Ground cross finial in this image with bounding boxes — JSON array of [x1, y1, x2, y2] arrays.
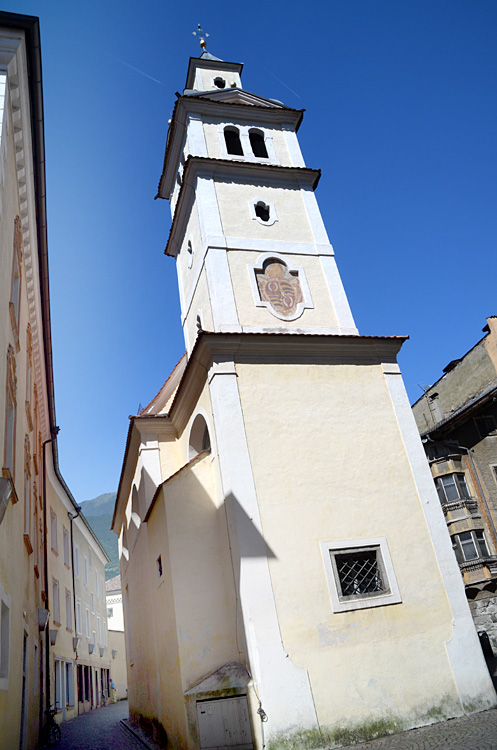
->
[[192, 23, 209, 52]]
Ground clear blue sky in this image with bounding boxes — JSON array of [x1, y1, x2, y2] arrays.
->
[[7, 0, 497, 502]]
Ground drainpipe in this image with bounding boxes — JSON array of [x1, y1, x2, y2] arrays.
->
[[68, 504, 81, 713], [42, 426, 59, 713]]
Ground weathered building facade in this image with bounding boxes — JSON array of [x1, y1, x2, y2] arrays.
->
[[112, 44, 496, 750], [0, 13, 109, 748], [413, 316, 497, 654]]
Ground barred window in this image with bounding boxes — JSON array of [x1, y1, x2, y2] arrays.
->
[[321, 538, 401, 613], [333, 549, 385, 597]]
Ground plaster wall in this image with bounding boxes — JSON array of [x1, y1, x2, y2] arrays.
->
[[227, 249, 339, 329], [413, 343, 496, 433], [108, 630, 128, 699], [121, 523, 161, 733], [176, 197, 203, 307], [141, 491, 186, 747], [236, 361, 470, 728], [184, 271, 215, 349], [197, 68, 241, 91], [215, 180, 314, 245]]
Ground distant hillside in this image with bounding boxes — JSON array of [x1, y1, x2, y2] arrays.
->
[[80, 492, 119, 580]]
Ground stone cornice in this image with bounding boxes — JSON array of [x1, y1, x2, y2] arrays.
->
[[164, 156, 321, 257], [158, 95, 304, 200], [113, 330, 407, 532]]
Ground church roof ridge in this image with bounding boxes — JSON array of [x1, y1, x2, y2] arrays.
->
[[199, 50, 223, 62]]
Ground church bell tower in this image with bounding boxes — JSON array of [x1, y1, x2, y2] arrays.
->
[[148, 33, 496, 748], [157, 43, 357, 353]]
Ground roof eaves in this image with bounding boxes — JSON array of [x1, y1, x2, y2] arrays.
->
[[421, 383, 497, 438]]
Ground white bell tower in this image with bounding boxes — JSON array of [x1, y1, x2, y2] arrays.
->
[[157, 46, 357, 354]]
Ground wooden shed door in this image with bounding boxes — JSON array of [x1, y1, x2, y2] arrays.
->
[[196, 696, 254, 750]]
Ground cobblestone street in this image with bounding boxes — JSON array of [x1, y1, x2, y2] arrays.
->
[[48, 704, 497, 750], [339, 707, 497, 750], [49, 701, 144, 750]]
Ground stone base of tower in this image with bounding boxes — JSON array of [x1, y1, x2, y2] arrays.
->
[[114, 332, 496, 750]]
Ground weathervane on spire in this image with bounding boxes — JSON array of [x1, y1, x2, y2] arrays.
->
[[192, 23, 209, 52]]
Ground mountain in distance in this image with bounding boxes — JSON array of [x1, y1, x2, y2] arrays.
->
[[80, 492, 119, 580]]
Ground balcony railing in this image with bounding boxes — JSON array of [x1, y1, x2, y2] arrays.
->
[[441, 497, 479, 516], [459, 555, 497, 573]]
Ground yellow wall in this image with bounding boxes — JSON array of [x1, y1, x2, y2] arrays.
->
[[228, 250, 338, 329], [215, 181, 314, 244], [236, 361, 461, 726]]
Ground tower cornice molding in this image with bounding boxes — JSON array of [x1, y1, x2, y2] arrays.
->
[[185, 56, 244, 90], [163, 331, 408, 435], [164, 156, 321, 257], [157, 96, 304, 200]]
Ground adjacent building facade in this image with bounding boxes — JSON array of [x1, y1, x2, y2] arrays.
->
[[106, 574, 128, 699], [112, 45, 496, 750], [0, 13, 110, 749], [412, 316, 497, 654]]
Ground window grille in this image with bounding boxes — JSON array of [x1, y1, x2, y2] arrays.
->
[[335, 550, 384, 596]]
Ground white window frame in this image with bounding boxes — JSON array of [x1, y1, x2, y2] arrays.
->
[[218, 122, 278, 164], [65, 589, 72, 631], [91, 592, 94, 614], [50, 509, 58, 553], [249, 198, 278, 227], [83, 556, 88, 585], [320, 537, 401, 613], [97, 616, 101, 644], [52, 579, 60, 624], [74, 544, 79, 578], [76, 599, 82, 635], [85, 607, 90, 638], [63, 526, 70, 567]]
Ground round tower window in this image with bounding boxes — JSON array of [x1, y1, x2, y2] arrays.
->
[[213, 77, 226, 89]]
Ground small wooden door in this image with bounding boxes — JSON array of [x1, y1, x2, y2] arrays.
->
[[196, 696, 253, 750]]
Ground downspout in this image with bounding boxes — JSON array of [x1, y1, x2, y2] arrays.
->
[[68, 505, 81, 713], [42, 426, 59, 712]]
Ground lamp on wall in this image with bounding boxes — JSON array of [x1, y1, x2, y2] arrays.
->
[[112, 649, 118, 659], [88, 642, 95, 654], [99, 647, 104, 657], [38, 608, 49, 632], [72, 636, 80, 651], [49, 629, 58, 646]]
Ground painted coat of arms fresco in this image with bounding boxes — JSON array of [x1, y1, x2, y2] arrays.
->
[[256, 260, 304, 318]]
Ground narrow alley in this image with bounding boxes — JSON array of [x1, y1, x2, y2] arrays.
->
[[49, 701, 146, 750], [46, 704, 497, 750]]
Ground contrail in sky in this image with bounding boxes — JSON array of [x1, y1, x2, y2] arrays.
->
[[256, 62, 302, 100], [110, 54, 163, 85]]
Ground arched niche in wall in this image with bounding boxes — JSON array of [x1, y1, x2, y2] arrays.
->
[[188, 412, 212, 461]]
